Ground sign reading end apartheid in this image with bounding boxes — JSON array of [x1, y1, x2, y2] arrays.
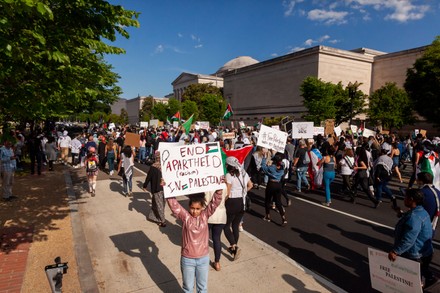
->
[[257, 124, 288, 153], [368, 247, 422, 293], [159, 142, 226, 198]]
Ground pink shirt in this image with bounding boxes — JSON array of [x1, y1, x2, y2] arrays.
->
[[167, 191, 222, 258]]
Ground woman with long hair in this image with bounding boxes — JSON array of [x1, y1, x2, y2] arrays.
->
[[261, 153, 287, 225], [117, 145, 135, 196], [143, 151, 166, 227], [351, 146, 379, 207], [223, 157, 253, 261], [106, 138, 117, 175], [318, 146, 336, 207], [390, 142, 403, 183]]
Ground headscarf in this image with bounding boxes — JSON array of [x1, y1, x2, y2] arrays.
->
[[152, 150, 161, 170]]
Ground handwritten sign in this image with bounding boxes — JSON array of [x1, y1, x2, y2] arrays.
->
[[314, 127, 325, 136], [324, 119, 335, 136], [124, 132, 140, 148], [334, 126, 342, 137], [292, 122, 314, 139], [195, 121, 210, 130], [222, 132, 236, 140], [140, 121, 148, 128], [350, 125, 358, 134], [257, 124, 288, 153], [159, 142, 226, 198], [239, 121, 246, 129], [362, 128, 375, 138], [149, 119, 159, 127], [368, 247, 422, 293]]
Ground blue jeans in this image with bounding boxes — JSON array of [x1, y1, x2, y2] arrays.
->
[[181, 255, 209, 293], [138, 147, 146, 162], [375, 179, 393, 201], [123, 174, 133, 193], [296, 166, 309, 191], [323, 171, 335, 203], [107, 151, 115, 172]]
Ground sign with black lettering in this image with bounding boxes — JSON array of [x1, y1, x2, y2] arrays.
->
[[159, 142, 226, 198], [257, 124, 288, 153]]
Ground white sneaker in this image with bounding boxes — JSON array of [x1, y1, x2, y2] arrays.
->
[[239, 224, 243, 232], [109, 171, 113, 176]]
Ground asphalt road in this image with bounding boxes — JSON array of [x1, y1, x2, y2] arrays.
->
[[132, 161, 440, 293]]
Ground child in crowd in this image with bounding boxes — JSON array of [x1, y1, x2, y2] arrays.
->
[[84, 147, 99, 196], [167, 190, 223, 293]]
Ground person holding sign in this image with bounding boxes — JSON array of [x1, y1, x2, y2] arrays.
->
[[166, 190, 223, 293], [389, 188, 434, 288], [261, 153, 288, 226], [223, 157, 253, 261]]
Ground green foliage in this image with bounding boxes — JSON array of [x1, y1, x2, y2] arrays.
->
[[181, 84, 222, 103], [300, 77, 366, 125], [263, 117, 283, 126], [120, 108, 129, 125], [167, 98, 181, 118], [405, 36, 440, 127], [151, 102, 168, 122], [200, 94, 226, 125], [368, 82, 414, 130], [139, 96, 154, 121], [0, 0, 140, 126], [182, 100, 199, 121]]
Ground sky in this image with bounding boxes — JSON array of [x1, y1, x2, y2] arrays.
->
[[104, 0, 440, 100]]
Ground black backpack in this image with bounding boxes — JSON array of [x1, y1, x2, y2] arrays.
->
[[375, 163, 392, 181]]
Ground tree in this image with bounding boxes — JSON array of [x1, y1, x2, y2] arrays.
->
[[0, 1, 139, 127], [139, 96, 154, 122], [405, 36, 440, 127], [200, 94, 226, 125], [368, 82, 414, 130], [181, 84, 222, 104], [300, 77, 366, 125], [151, 102, 168, 122], [167, 98, 181, 118], [182, 100, 199, 121], [120, 108, 129, 125]]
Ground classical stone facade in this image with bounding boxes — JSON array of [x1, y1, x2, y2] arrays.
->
[[172, 73, 223, 101], [223, 45, 427, 125]]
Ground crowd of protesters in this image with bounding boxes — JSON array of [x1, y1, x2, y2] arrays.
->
[[2, 121, 440, 290]]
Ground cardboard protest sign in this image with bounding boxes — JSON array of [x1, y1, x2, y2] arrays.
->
[[291, 122, 314, 139], [420, 129, 427, 137], [314, 127, 325, 136], [381, 130, 390, 135], [125, 132, 140, 148], [159, 142, 226, 198], [149, 119, 159, 127], [257, 124, 288, 153], [368, 247, 422, 293], [222, 132, 236, 140], [140, 121, 148, 128], [324, 119, 335, 136], [362, 128, 375, 138]]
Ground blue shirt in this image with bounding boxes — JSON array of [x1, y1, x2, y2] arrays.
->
[[261, 157, 284, 181], [393, 205, 433, 259], [0, 146, 16, 172]]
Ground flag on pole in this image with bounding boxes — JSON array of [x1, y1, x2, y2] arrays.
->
[[171, 111, 181, 122], [166, 117, 171, 125], [222, 104, 233, 120], [182, 114, 194, 134]]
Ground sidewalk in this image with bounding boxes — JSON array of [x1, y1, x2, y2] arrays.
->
[[69, 166, 339, 292], [0, 164, 340, 292]]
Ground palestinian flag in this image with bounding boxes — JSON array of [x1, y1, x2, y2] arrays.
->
[[206, 143, 219, 154], [222, 104, 233, 120], [171, 111, 181, 122], [182, 114, 194, 134], [220, 145, 253, 175]]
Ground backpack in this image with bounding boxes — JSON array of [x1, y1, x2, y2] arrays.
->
[[375, 163, 392, 181], [87, 158, 98, 172]]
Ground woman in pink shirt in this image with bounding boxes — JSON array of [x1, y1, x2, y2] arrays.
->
[[167, 190, 223, 293]]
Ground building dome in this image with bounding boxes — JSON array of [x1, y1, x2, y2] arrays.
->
[[215, 56, 258, 76]]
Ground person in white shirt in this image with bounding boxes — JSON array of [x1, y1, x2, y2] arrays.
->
[[58, 130, 71, 165], [70, 135, 82, 167]]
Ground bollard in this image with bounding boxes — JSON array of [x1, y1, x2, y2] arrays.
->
[[45, 257, 68, 293]]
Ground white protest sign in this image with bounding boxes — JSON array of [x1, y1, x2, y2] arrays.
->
[[334, 125, 342, 137], [350, 125, 358, 134], [257, 124, 288, 153], [196, 121, 210, 130], [140, 121, 148, 128], [159, 142, 226, 198], [362, 128, 375, 138], [149, 119, 159, 127], [368, 247, 422, 293], [292, 122, 314, 139], [108, 123, 116, 130], [239, 121, 246, 129], [271, 125, 280, 130], [173, 121, 179, 128], [314, 127, 325, 136]]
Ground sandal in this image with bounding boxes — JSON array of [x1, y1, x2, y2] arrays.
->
[[211, 262, 221, 271], [158, 222, 167, 227]]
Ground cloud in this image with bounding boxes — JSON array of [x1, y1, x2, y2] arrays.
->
[[283, 0, 304, 17], [346, 0, 430, 22], [178, 33, 183, 38], [308, 9, 349, 24], [153, 44, 184, 55], [194, 44, 203, 49], [289, 46, 306, 53], [303, 35, 334, 47], [271, 53, 278, 57], [155, 45, 164, 54]]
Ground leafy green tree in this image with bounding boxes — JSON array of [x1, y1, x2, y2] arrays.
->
[[151, 103, 168, 122], [405, 36, 440, 127], [182, 84, 222, 104], [120, 108, 129, 125], [200, 94, 226, 125], [368, 82, 414, 130], [139, 96, 154, 121], [0, 0, 139, 127], [182, 100, 199, 121], [167, 98, 181, 118], [300, 77, 366, 125]]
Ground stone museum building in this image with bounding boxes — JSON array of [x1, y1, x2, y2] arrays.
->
[[172, 44, 427, 125]]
